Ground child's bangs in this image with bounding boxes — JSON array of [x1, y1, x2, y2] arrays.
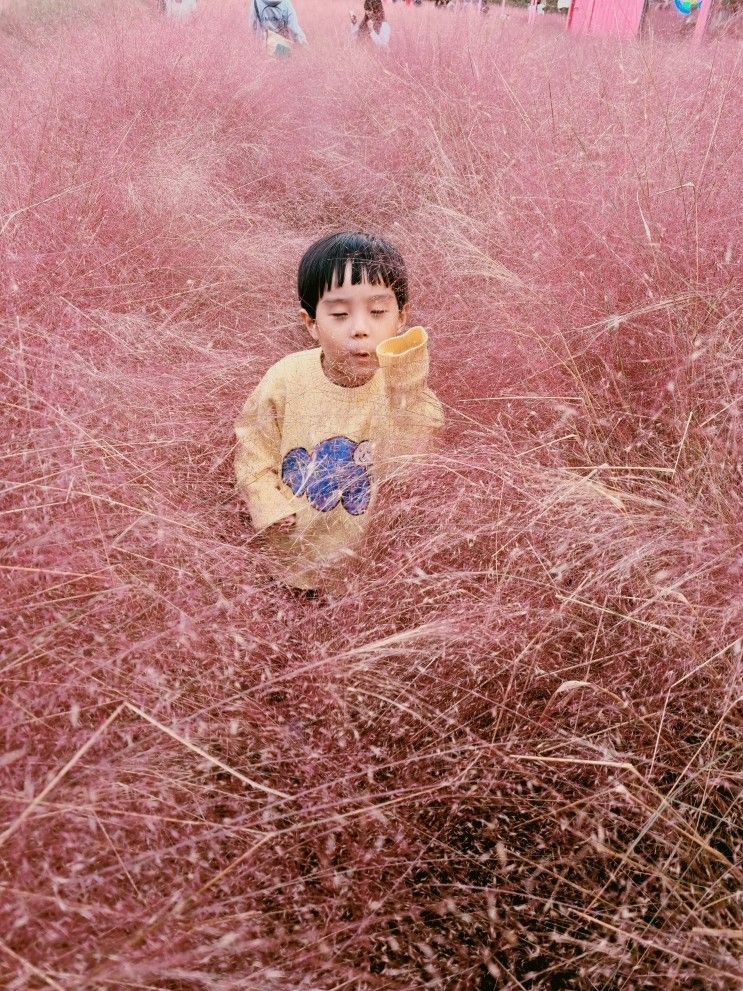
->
[[325, 252, 401, 296]]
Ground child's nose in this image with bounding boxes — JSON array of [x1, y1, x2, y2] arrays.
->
[[350, 321, 370, 339]]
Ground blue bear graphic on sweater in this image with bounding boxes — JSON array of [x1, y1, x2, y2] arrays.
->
[[281, 436, 373, 515]]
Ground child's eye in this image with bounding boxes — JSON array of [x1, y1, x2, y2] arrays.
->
[[371, 310, 388, 316], [331, 313, 348, 319]]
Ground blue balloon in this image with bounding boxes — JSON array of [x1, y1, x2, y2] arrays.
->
[[674, 0, 701, 14]]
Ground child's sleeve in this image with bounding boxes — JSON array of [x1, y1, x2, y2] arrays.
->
[[234, 368, 296, 532], [376, 326, 444, 433]]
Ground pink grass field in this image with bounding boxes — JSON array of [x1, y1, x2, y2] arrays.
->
[[1, 0, 742, 987]]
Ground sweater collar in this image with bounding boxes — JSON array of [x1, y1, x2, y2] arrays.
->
[[309, 348, 380, 398]]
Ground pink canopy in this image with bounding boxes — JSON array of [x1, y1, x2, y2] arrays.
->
[[567, 0, 647, 38]]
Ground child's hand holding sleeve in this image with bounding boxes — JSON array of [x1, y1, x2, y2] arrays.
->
[[376, 326, 429, 411], [376, 326, 443, 454]]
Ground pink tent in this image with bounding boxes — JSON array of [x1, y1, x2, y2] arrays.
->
[[567, 0, 647, 38]]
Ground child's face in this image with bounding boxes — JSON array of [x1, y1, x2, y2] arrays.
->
[[300, 262, 410, 387]]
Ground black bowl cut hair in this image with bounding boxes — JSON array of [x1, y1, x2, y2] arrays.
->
[[298, 232, 408, 320]]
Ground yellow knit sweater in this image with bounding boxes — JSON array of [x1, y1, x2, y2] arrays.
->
[[234, 327, 443, 589]]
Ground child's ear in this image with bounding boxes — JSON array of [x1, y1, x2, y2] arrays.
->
[[299, 309, 318, 342], [398, 302, 411, 332]]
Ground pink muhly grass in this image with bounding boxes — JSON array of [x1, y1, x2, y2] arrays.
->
[[1, 1, 741, 988]]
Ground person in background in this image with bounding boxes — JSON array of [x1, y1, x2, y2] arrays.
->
[[351, 0, 391, 45], [164, 0, 198, 17], [251, 0, 308, 45]]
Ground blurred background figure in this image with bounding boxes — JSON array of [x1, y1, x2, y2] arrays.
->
[[711, 0, 743, 34], [251, 0, 308, 46], [164, 0, 198, 17], [350, 0, 391, 45]]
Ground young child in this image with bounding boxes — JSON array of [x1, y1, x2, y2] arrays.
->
[[234, 232, 443, 593], [350, 0, 391, 46]]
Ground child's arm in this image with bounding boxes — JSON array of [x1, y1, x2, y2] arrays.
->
[[371, 21, 391, 44], [249, 0, 261, 32], [376, 326, 444, 432], [234, 369, 296, 532], [285, 1, 307, 43]]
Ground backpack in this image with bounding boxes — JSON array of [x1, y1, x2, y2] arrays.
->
[[254, 0, 291, 38]]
